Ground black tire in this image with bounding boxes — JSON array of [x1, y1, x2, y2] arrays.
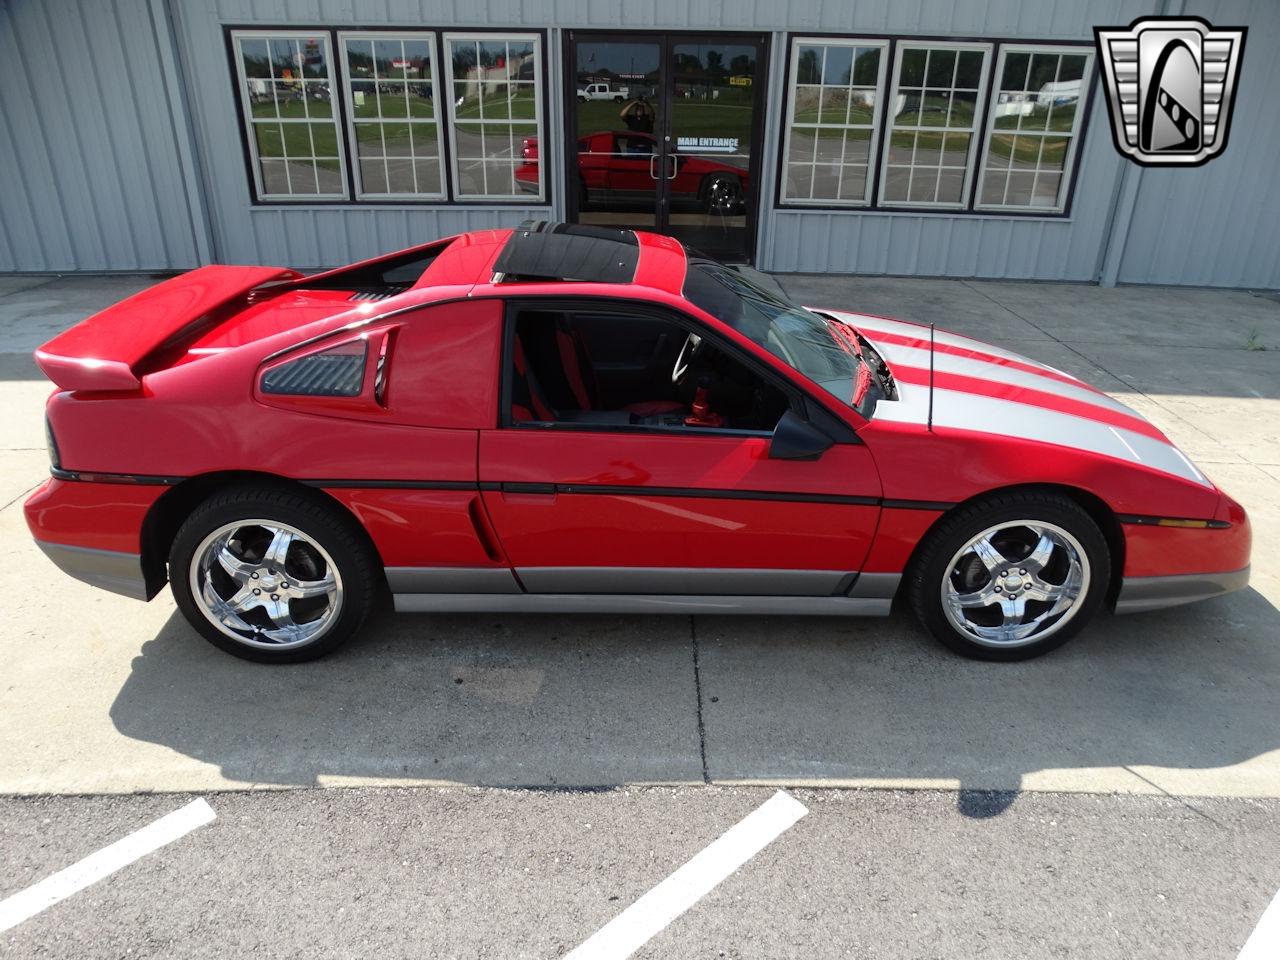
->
[[168, 485, 380, 664], [613, 95, 624, 102], [906, 491, 1110, 661]]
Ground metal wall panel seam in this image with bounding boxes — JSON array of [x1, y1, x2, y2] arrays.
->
[[150, 0, 217, 264]]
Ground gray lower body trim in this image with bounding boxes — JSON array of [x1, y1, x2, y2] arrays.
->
[[36, 540, 150, 601], [1114, 566, 1250, 614], [393, 594, 891, 616], [515, 567, 853, 597], [384, 566, 521, 594], [847, 571, 902, 600]]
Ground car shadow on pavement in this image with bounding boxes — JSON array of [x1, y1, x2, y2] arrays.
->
[[110, 587, 1280, 816]]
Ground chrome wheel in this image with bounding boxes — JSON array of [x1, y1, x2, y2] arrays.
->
[[706, 176, 742, 213], [940, 519, 1090, 649], [189, 519, 343, 650]]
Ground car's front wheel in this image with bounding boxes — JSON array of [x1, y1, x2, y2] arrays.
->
[[169, 486, 379, 663], [906, 491, 1110, 661]]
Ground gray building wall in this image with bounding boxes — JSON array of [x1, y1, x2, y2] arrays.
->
[[1115, 0, 1280, 289], [0, 0, 1276, 287], [0, 0, 206, 272]]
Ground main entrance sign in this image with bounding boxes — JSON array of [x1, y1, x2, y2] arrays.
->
[[564, 32, 768, 262]]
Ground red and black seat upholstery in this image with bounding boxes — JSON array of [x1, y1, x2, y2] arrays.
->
[[511, 316, 685, 421]]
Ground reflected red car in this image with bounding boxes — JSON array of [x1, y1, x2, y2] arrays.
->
[[27, 222, 1249, 664], [517, 131, 748, 211]]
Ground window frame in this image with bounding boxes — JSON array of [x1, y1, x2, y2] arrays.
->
[[973, 43, 1095, 214], [442, 31, 546, 203], [336, 30, 448, 202], [229, 29, 350, 202], [496, 296, 852, 442], [876, 39, 993, 210], [773, 33, 1099, 219], [225, 25, 552, 207], [779, 36, 891, 208]]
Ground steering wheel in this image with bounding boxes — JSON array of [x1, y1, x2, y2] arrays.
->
[[672, 331, 703, 385]]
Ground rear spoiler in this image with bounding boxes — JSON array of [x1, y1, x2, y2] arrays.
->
[[34, 264, 299, 391]]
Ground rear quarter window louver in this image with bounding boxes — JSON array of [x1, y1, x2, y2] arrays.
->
[[261, 342, 366, 397], [349, 286, 408, 301]]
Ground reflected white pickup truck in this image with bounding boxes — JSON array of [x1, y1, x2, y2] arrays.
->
[[576, 82, 629, 102]]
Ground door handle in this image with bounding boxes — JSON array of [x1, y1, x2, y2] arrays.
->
[[497, 481, 557, 505], [666, 155, 678, 180], [649, 153, 660, 180]]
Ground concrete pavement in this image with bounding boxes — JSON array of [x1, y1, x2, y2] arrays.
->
[[2, 787, 1277, 959], [0, 273, 1277, 800]]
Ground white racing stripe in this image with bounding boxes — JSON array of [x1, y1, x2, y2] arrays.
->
[[821, 309, 1074, 377], [1239, 888, 1280, 959], [824, 310, 1209, 487], [562, 790, 808, 960], [0, 798, 216, 933], [875, 381, 1211, 487], [865, 338, 1141, 420]]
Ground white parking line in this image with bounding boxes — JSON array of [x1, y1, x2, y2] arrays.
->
[[0, 798, 215, 933], [562, 790, 808, 960], [1239, 888, 1280, 959]]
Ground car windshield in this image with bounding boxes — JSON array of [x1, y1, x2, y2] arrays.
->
[[683, 259, 861, 404]]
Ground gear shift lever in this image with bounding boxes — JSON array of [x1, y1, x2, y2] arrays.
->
[[684, 376, 724, 428]]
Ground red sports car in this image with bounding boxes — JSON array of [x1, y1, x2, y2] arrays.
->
[[26, 222, 1250, 663], [517, 132, 749, 212]]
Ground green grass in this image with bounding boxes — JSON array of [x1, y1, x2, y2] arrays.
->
[[994, 101, 1078, 132], [573, 89, 755, 140], [253, 121, 340, 162], [349, 89, 435, 120], [986, 133, 1068, 167], [453, 84, 537, 121]]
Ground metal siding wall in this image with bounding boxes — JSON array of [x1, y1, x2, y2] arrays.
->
[[1117, 0, 1280, 288], [175, 0, 558, 268], [758, 0, 1156, 279], [0, 0, 200, 272], [177, 0, 1158, 275], [13, 0, 1269, 285]]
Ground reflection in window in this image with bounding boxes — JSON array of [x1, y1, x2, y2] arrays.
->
[[340, 33, 444, 199], [444, 33, 542, 200], [232, 32, 346, 199], [880, 44, 990, 207], [977, 48, 1092, 212], [783, 39, 887, 205]]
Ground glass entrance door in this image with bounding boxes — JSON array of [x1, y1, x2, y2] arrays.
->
[[567, 33, 767, 262]]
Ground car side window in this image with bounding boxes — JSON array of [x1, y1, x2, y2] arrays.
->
[[615, 135, 653, 156], [506, 306, 791, 434]]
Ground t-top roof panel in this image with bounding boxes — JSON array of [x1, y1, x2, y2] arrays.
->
[[493, 221, 639, 284]]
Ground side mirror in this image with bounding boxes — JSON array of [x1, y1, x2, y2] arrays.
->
[[768, 410, 834, 461]]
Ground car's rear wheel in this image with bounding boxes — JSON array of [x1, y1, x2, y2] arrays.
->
[[702, 173, 743, 213], [169, 486, 379, 663], [906, 491, 1110, 661]]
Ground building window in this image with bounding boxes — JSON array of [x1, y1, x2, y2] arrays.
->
[[781, 39, 889, 206], [879, 43, 991, 207], [443, 33, 543, 201], [231, 32, 347, 200], [975, 46, 1093, 212], [338, 32, 446, 200]]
